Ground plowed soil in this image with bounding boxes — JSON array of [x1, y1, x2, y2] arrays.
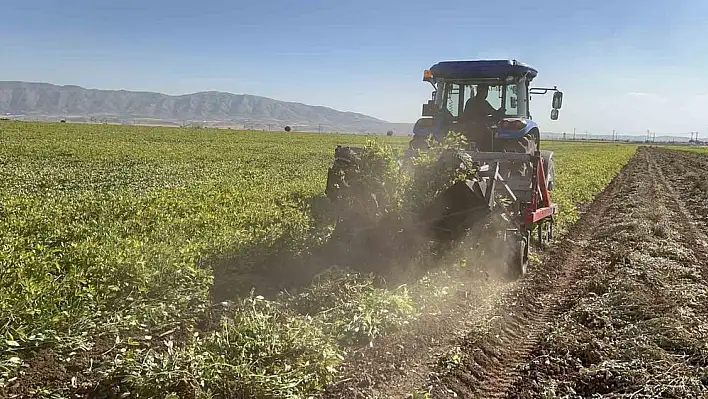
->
[[320, 146, 708, 398]]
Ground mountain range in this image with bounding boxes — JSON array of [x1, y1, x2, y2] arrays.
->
[[0, 81, 413, 134]]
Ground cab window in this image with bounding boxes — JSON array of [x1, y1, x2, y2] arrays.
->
[[505, 84, 519, 116]]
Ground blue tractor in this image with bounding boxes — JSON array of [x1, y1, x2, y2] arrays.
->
[[412, 59, 562, 153], [325, 59, 564, 278]]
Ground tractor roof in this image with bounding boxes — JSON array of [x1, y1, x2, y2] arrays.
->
[[429, 59, 538, 81]]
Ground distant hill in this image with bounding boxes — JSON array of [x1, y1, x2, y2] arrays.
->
[[0, 81, 414, 134]]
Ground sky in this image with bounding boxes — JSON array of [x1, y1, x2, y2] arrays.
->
[[2, 0, 708, 136]]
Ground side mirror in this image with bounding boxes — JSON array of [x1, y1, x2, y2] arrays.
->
[[552, 91, 563, 109], [550, 109, 559, 120], [422, 100, 436, 117]]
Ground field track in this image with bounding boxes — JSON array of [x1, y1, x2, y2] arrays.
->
[[323, 146, 708, 398]]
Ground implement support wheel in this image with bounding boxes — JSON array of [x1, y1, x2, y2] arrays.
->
[[535, 217, 556, 248], [508, 230, 530, 279], [536, 220, 548, 248]]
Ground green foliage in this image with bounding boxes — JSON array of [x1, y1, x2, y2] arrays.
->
[[437, 346, 464, 372], [114, 295, 342, 398], [541, 142, 637, 230], [283, 268, 417, 346], [0, 121, 417, 397], [660, 144, 708, 154], [113, 271, 417, 398], [408, 390, 431, 399], [401, 133, 473, 215], [0, 122, 402, 375], [332, 132, 474, 223], [330, 139, 407, 222]]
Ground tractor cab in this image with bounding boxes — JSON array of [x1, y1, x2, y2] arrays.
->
[[411, 60, 563, 152]]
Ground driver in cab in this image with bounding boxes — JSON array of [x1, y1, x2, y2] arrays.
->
[[460, 84, 503, 122], [459, 84, 503, 150]]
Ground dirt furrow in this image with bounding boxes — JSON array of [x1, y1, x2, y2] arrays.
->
[[646, 148, 708, 264]]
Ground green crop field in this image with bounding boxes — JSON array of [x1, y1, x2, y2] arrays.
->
[[0, 121, 637, 398], [660, 144, 708, 154]]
